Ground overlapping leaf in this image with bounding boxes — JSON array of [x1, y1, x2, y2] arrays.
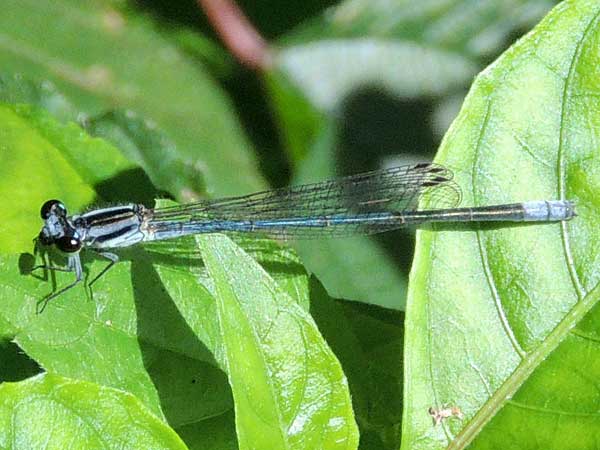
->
[[0, 102, 356, 449], [161, 234, 359, 449], [403, 1, 600, 448]]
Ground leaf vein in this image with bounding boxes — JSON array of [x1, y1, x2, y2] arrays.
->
[[570, 328, 600, 344], [208, 246, 293, 450], [512, 133, 553, 169], [425, 237, 452, 444], [507, 399, 600, 417], [449, 282, 600, 449], [472, 101, 527, 359], [556, 7, 600, 301]]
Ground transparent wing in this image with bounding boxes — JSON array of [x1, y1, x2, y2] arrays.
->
[[148, 163, 462, 239]]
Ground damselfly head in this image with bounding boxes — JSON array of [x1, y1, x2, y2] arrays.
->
[[37, 199, 82, 253]]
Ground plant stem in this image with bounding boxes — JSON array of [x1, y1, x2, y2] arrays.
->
[[197, 0, 272, 71]]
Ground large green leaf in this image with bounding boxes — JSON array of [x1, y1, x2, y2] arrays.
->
[[403, 1, 600, 448], [0, 374, 188, 449], [0, 0, 265, 197], [154, 233, 359, 450]]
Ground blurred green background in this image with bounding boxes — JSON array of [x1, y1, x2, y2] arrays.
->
[[0, 0, 558, 309]]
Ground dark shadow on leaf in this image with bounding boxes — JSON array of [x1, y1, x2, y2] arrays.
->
[[130, 247, 232, 427], [21, 246, 92, 303], [0, 341, 43, 382], [142, 249, 206, 270], [144, 236, 308, 278], [175, 409, 238, 450], [93, 167, 168, 207], [235, 238, 309, 277], [18, 253, 36, 276]]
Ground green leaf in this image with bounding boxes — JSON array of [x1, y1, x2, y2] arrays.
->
[[0, 0, 265, 196], [402, 1, 600, 448], [0, 373, 188, 449], [155, 234, 359, 450], [309, 278, 404, 450]]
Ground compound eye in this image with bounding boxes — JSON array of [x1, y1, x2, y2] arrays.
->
[[40, 200, 67, 219], [56, 235, 82, 253]]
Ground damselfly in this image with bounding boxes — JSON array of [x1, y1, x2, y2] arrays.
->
[[34, 163, 575, 311]]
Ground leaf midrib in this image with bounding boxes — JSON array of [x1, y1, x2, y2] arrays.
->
[[449, 282, 600, 449], [204, 244, 293, 450]]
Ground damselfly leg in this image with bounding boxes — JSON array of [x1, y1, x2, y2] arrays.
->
[[89, 251, 119, 288], [35, 254, 83, 313]]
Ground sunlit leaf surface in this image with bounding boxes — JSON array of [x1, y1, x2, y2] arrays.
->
[[0, 374, 188, 449], [403, 1, 600, 448]]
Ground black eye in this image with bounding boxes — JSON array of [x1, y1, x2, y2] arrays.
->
[[40, 200, 67, 219], [56, 236, 82, 253]]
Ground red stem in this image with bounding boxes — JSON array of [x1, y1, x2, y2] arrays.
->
[[197, 0, 272, 71]]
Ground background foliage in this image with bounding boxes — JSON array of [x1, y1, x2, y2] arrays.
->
[[0, 1, 597, 449]]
